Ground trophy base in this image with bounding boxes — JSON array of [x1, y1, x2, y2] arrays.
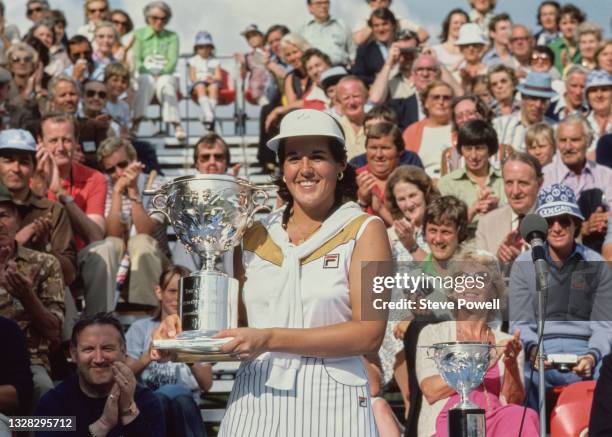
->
[[448, 407, 486, 437], [153, 336, 237, 363]]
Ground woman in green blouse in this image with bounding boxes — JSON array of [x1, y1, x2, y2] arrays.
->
[[132, 1, 186, 140]]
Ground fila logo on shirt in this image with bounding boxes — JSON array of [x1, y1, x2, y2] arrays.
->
[[358, 396, 368, 408], [323, 254, 340, 269]]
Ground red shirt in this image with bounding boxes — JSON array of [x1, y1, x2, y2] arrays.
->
[[48, 161, 107, 251]]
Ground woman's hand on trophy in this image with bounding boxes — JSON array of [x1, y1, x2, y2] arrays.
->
[[151, 314, 182, 361], [216, 328, 272, 361]]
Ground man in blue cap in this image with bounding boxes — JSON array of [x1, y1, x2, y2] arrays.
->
[[493, 71, 557, 151], [509, 183, 612, 409], [0, 129, 76, 286]]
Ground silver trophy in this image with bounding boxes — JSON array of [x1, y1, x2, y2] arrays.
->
[[428, 342, 493, 437], [146, 174, 269, 360]]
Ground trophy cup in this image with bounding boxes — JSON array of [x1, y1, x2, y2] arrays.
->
[[146, 174, 269, 361], [428, 342, 493, 437]]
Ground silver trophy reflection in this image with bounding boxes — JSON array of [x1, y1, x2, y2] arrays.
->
[[146, 174, 268, 360], [428, 342, 493, 437]]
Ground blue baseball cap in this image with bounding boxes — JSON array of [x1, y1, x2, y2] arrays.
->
[[536, 184, 584, 221], [194, 31, 214, 47], [0, 129, 37, 154]]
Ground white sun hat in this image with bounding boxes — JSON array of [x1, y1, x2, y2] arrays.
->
[[266, 109, 346, 153], [455, 23, 487, 46]]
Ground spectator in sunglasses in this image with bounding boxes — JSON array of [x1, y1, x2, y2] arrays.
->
[[109, 9, 135, 64], [25, 0, 50, 24], [63, 35, 105, 84], [0, 0, 22, 66], [510, 183, 612, 410], [5, 43, 42, 106], [96, 137, 169, 308], [77, 0, 110, 43]]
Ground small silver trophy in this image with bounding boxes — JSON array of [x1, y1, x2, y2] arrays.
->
[[146, 174, 268, 360], [428, 342, 493, 437]]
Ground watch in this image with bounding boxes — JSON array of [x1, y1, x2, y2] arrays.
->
[[121, 400, 138, 417]]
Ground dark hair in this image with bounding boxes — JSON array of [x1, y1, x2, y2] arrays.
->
[[274, 114, 357, 226], [532, 45, 555, 64], [385, 165, 440, 219], [439, 8, 469, 43], [366, 121, 404, 153], [152, 265, 191, 321], [193, 133, 231, 166], [488, 13, 511, 33], [457, 119, 499, 157], [502, 151, 543, 179], [537, 1, 560, 26], [423, 195, 469, 243], [67, 34, 91, 49], [367, 7, 397, 29], [70, 312, 126, 349], [301, 48, 332, 70], [451, 94, 492, 130], [265, 24, 290, 42], [110, 9, 134, 34], [50, 10, 68, 47], [365, 105, 398, 126], [559, 4, 586, 24]]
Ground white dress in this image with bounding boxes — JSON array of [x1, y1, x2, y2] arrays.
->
[[219, 203, 380, 437]]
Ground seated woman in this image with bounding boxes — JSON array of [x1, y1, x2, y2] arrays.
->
[[377, 165, 439, 416], [452, 23, 488, 90], [301, 48, 332, 110], [357, 122, 421, 226], [415, 249, 539, 437], [27, 19, 71, 77], [525, 122, 556, 167], [437, 119, 505, 232], [92, 21, 120, 67], [488, 64, 520, 117], [126, 265, 212, 437], [402, 80, 455, 179]]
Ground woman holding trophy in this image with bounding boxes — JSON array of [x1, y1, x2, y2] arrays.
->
[[153, 109, 391, 436], [414, 249, 539, 437]]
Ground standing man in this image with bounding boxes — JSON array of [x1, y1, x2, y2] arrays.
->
[[35, 313, 164, 437], [299, 0, 352, 66], [476, 152, 543, 262]]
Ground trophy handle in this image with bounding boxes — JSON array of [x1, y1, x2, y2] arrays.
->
[[146, 192, 170, 220], [247, 189, 271, 226]]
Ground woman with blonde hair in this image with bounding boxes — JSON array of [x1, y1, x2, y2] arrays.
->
[[77, 0, 109, 42]]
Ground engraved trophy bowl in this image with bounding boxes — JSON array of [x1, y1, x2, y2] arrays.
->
[[428, 341, 494, 437], [145, 174, 270, 360]]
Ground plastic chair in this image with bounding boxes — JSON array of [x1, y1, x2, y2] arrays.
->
[[550, 380, 597, 437]]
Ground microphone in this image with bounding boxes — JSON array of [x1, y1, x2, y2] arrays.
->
[[519, 214, 549, 292]]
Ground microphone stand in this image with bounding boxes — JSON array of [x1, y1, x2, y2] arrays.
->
[[536, 278, 547, 437]]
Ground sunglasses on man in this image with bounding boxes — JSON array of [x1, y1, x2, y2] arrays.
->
[[104, 160, 129, 174], [85, 89, 107, 99]]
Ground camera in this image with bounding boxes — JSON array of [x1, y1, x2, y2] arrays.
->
[[399, 47, 419, 55], [548, 353, 578, 373]]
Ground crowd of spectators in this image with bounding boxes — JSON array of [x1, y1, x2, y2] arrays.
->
[[1, 0, 612, 436]]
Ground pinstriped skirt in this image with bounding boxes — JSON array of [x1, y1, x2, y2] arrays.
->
[[218, 357, 379, 437]]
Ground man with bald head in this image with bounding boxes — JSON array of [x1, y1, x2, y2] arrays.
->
[[337, 76, 369, 160], [509, 24, 534, 75]]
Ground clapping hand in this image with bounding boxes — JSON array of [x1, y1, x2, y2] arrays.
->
[[496, 229, 522, 263], [356, 172, 377, 206], [394, 218, 416, 251]]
